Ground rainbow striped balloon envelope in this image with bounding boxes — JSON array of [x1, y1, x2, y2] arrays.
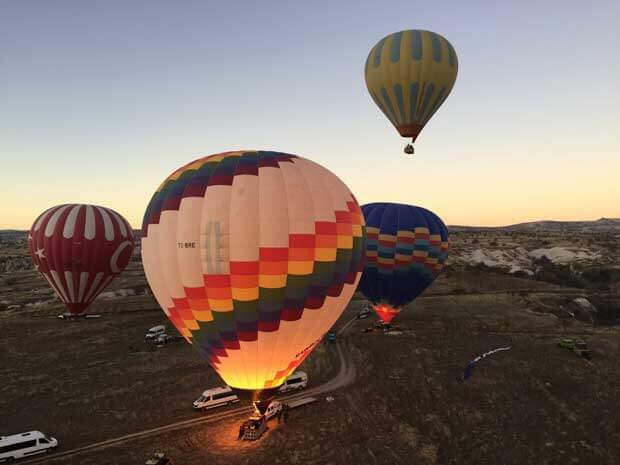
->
[[358, 203, 448, 324], [141, 151, 365, 393]]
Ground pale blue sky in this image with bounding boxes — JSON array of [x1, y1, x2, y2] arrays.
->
[[1, 0, 618, 228]]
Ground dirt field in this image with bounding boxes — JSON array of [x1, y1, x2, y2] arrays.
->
[[11, 290, 617, 465], [1, 231, 619, 465]]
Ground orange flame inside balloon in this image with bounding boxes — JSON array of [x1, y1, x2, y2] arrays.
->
[[372, 304, 401, 324]]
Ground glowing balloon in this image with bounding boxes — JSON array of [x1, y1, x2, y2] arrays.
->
[[28, 204, 135, 315], [365, 30, 458, 152], [141, 151, 365, 400], [358, 203, 448, 324]]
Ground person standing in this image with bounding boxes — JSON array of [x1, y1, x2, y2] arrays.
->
[[282, 403, 290, 424]]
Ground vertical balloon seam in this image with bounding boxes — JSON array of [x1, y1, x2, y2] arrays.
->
[[386, 33, 398, 126], [388, 204, 400, 308], [178, 164, 202, 350], [69, 206, 79, 306], [273, 156, 318, 388], [379, 87, 398, 125], [311, 160, 340, 357], [243, 152, 261, 389], [231, 152, 252, 389], [213, 155, 239, 382], [390, 30, 403, 63], [262, 155, 292, 389], [362, 204, 378, 306], [370, 204, 382, 305], [255, 152, 272, 388]]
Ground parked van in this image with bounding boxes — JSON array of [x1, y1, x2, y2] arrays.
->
[[253, 400, 282, 420], [193, 386, 239, 410], [145, 325, 166, 341], [278, 371, 308, 393], [0, 431, 58, 462]]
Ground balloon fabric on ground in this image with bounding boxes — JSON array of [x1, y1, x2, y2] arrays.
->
[[358, 203, 449, 324], [462, 347, 512, 381], [28, 204, 135, 315], [141, 150, 366, 394], [365, 29, 458, 146]]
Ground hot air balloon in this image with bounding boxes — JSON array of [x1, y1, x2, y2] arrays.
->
[[141, 150, 365, 410], [358, 203, 448, 325], [28, 204, 135, 316], [364, 30, 458, 155]]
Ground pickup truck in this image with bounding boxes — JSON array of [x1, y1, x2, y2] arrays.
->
[[558, 338, 592, 360]]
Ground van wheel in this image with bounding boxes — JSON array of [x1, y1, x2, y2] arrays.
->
[[7, 458, 15, 463]]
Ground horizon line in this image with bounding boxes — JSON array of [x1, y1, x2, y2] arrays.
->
[[2, 216, 619, 232]]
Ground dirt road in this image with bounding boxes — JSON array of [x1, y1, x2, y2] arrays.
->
[[25, 317, 358, 464]]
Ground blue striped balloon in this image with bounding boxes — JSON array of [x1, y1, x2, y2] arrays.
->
[[359, 203, 449, 324]]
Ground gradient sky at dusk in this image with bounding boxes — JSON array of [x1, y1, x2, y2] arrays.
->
[[1, 0, 618, 228]]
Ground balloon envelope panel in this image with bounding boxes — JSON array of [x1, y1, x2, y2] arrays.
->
[[28, 204, 135, 315], [365, 29, 458, 141], [141, 151, 365, 391], [359, 203, 448, 319]]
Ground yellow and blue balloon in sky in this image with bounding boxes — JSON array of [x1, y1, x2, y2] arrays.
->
[[365, 30, 458, 151]]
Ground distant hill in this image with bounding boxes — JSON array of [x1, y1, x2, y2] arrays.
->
[[0, 230, 28, 243], [2, 219, 619, 239], [0, 229, 142, 242], [449, 218, 620, 233]]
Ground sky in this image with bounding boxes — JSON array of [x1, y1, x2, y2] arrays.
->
[[1, 0, 619, 229]]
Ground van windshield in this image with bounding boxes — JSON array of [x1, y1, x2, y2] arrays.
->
[[196, 395, 207, 403]]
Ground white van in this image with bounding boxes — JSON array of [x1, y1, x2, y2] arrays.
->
[[278, 371, 308, 393], [144, 325, 166, 341], [193, 386, 239, 410], [253, 400, 282, 420], [0, 431, 58, 462]]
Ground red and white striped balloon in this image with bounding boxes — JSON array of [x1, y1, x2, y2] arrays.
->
[[28, 204, 135, 315]]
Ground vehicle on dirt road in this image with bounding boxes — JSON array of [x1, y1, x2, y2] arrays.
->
[[559, 338, 576, 350], [357, 306, 371, 319], [277, 371, 308, 393], [575, 340, 593, 360], [193, 386, 239, 410], [145, 325, 166, 342], [154, 334, 182, 346], [145, 452, 172, 465], [0, 431, 58, 462], [155, 334, 171, 345], [253, 400, 282, 420], [558, 338, 592, 360], [327, 332, 337, 343]]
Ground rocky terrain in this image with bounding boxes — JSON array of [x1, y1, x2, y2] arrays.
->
[[0, 220, 619, 465]]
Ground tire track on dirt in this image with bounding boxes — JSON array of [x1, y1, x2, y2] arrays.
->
[[26, 317, 359, 464]]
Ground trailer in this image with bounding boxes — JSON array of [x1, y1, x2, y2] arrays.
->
[[239, 415, 268, 441], [286, 396, 318, 409]]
